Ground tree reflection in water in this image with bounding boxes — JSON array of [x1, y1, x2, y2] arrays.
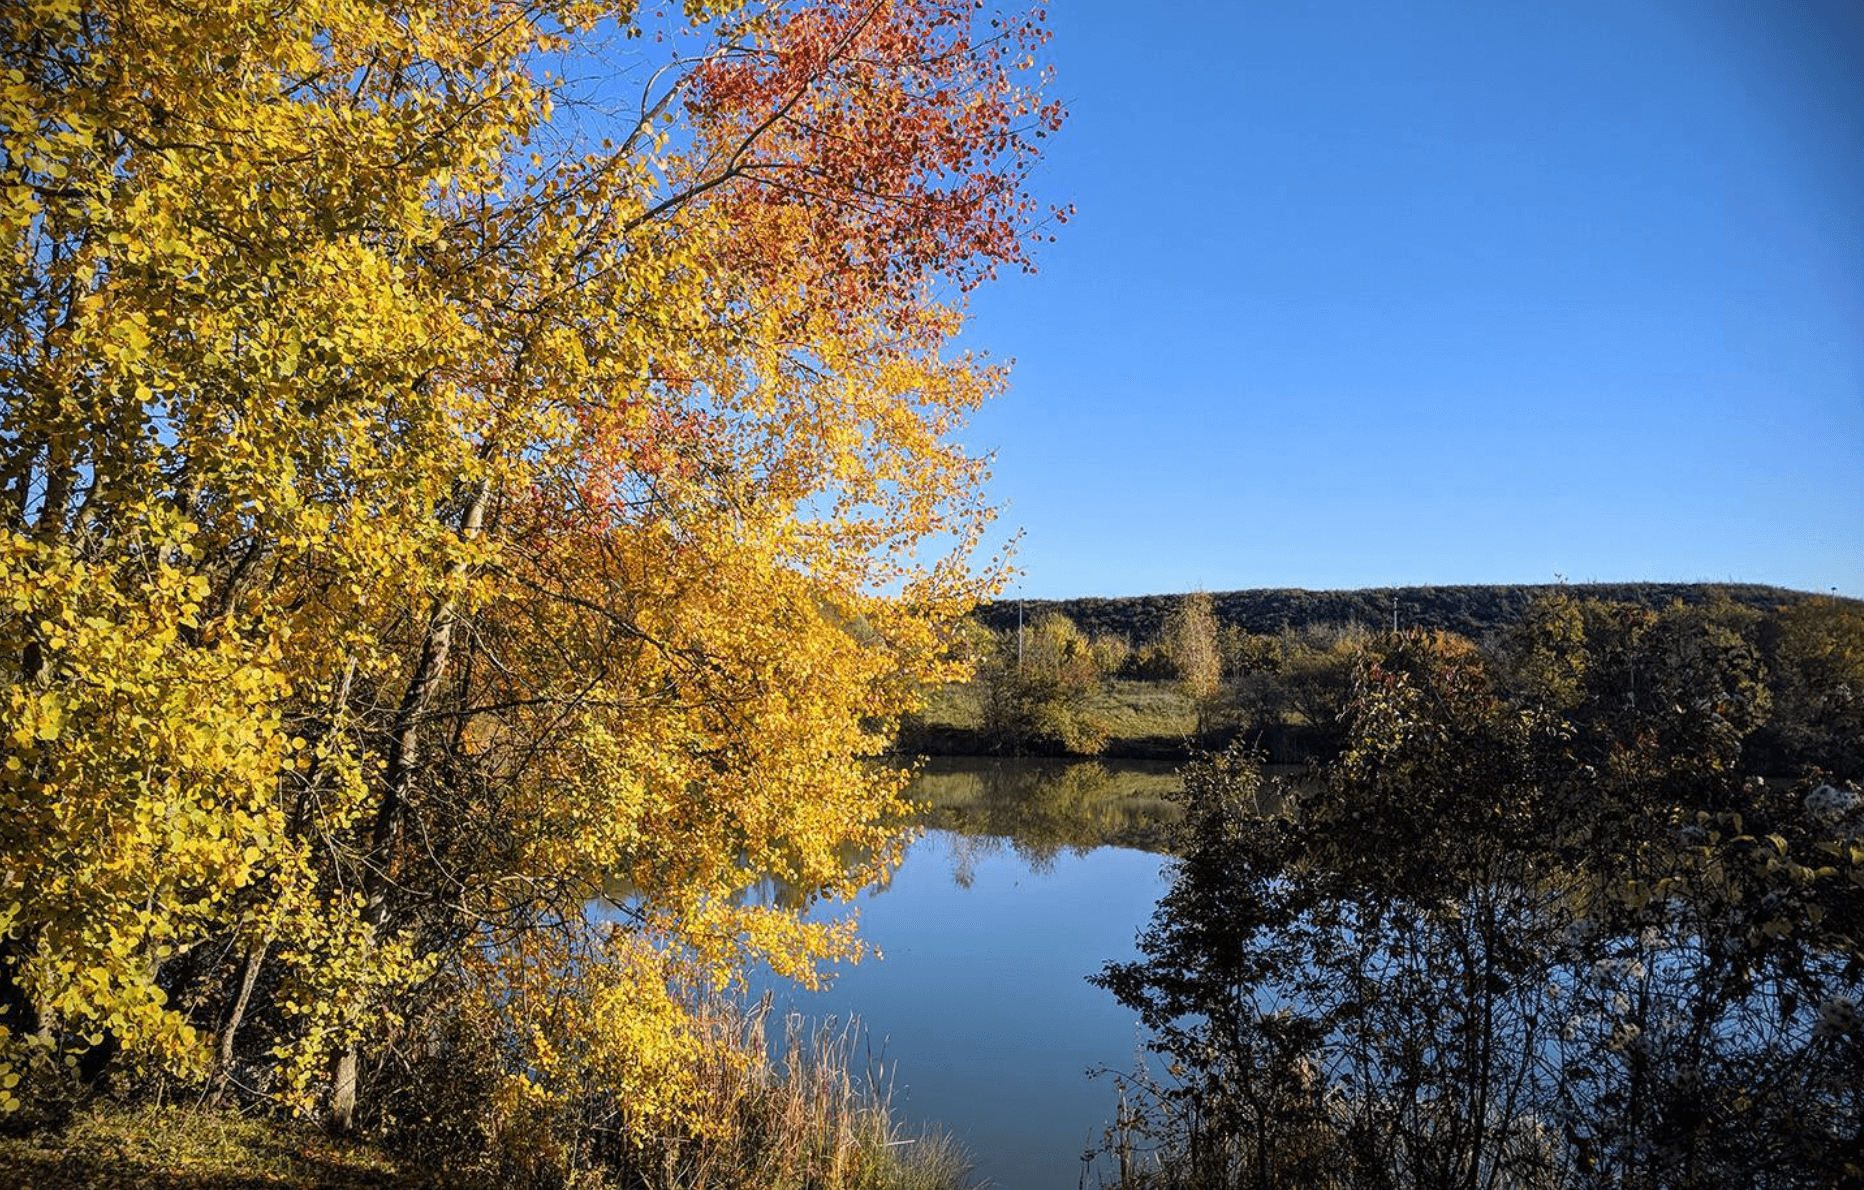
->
[[1091, 631, 1862, 1190], [910, 757, 1185, 877], [726, 757, 1183, 901]]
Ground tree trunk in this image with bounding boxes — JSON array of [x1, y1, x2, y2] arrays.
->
[[211, 933, 271, 1104], [371, 480, 490, 879], [331, 1048, 359, 1132], [328, 480, 489, 1131]]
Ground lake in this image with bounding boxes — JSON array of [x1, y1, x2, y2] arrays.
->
[[760, 758, 1184, 1190]]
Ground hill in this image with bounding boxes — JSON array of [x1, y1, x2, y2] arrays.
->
[[972, 582, 1831, 643]]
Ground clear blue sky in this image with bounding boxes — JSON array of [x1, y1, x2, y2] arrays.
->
[[957, 0, 1864, 600]]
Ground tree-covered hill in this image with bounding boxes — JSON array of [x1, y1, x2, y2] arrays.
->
[[975, 582, 1835, 644]]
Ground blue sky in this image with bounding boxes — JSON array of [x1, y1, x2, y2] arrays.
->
[[957, 0, 1864, 600]]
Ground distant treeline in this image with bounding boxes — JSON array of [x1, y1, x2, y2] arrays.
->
[[973, 582, 1823, 644]]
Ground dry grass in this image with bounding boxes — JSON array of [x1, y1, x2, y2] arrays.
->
[[0, 1101, 419, 1190], [626, 996, 978, 1190], [1080, 682, 1197, 742]]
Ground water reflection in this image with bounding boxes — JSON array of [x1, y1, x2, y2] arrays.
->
[[909, 756, 1184, 871], [764, 826, 1171, 1190], [737, 759, 1183, 1190], [1090, 750, 1864, 1190]]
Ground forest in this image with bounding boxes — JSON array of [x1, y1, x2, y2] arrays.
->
[[974, 582, 1819, 644]]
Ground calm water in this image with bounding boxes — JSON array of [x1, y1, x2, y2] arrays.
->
[[763, 759, 1180, 1190]]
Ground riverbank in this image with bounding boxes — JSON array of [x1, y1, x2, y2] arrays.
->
[[897, 677, 1335, 763], [0, 1000, 976, 1190], [903, 586, 1864, 771], [899, 677, 1201, 759]]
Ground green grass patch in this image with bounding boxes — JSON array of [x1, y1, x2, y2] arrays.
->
[[912, 681, 985, 732], [1082, 680, 1197, 742]]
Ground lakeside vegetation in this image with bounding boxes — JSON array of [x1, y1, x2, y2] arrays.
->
[[904, 584, 1864, 774], [1086, 621, 1862, 1189], [900, 585, 1864, 1187], [0, 1001, 974, 1190]]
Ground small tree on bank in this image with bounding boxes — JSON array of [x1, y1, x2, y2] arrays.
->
[[977, 614, 1110, 754], [1164, 591, 1223, 736]]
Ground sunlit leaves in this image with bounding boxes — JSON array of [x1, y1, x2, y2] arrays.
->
[[1, 0, 1056, 1151]]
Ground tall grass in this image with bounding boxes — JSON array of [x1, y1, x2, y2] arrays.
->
[[616, 995, 979, 1190]]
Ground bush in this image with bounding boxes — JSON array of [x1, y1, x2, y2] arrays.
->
[[1091, 630, 1864, 1190]]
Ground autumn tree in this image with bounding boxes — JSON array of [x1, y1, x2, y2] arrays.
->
[[1499, 594, 1772, 793], [1225, 623, 1365, 762], [976, 613, 1110, 755], [1164, 590, 1221, 697], [0, 0, 1062, 1165], [1089, 629, 1133, 677]]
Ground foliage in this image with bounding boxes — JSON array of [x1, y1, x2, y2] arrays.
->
[[0, 1003, 975, 1190], [898, 672, 1194, 760], [974, 584, 1829, 647], [1225, 623, 1366, 763], [0, 0, 1061, 1173], [1163, 592, 1221, 733], [1090, 630, 1135, 678], [1093, 629, 1863, 1190], [1760, 596, 1864, 775], [1217, 624, 1280, 684], [926, 587, 1861, 773], [471, 995, 977, 1190], [974, 613, 1111, 755]]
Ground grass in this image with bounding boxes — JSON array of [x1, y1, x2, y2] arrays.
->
[[908, 678, 1199, 757], [910, 681, 986, 731], [0, 1101, 420, 1190], [0, 1000, 977, 1190], [1081, 681, 1197, 743], [628, 997, 979, 1190]]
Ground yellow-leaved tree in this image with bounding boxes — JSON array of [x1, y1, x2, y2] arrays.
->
[[0, 0, 1061, 1150]]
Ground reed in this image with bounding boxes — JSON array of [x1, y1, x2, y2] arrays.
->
[[615, 994, 978, 1190]]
